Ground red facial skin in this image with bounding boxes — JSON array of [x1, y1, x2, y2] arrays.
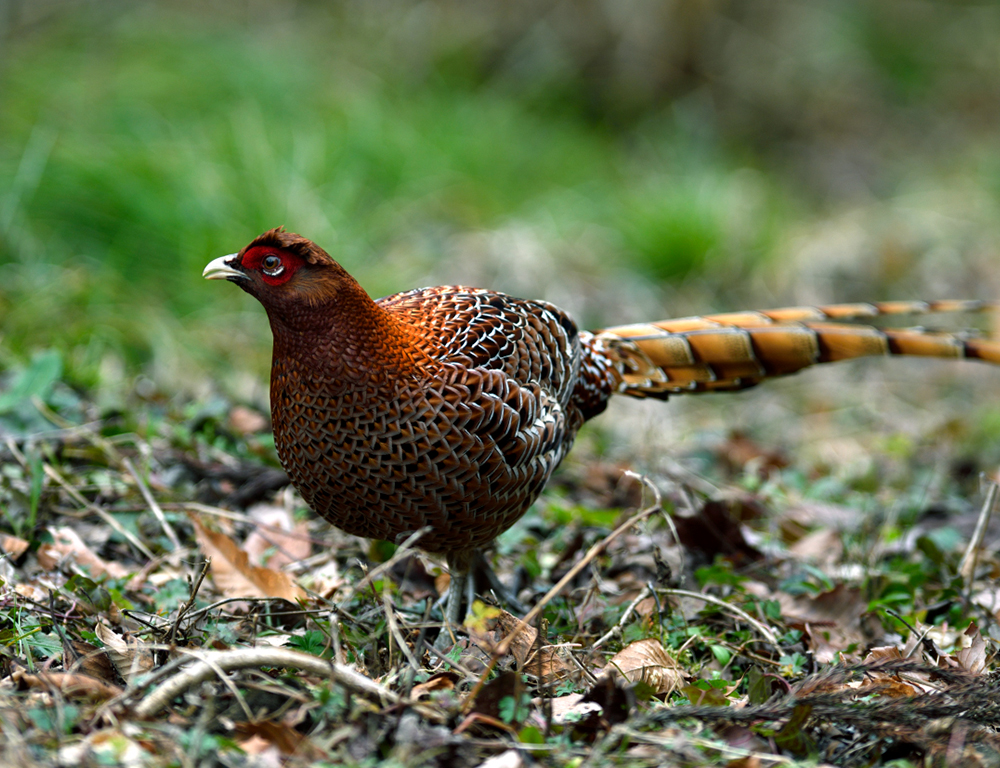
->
[[239, 245, 308, 286]]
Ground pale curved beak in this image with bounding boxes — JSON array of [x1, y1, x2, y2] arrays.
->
[[203, 254, 247, 281]]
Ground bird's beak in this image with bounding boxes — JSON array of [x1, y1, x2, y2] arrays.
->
[[203, 254, 247, 281]]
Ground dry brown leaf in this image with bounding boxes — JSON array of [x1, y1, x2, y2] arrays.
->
[[854, 647, 922, 697], [779, 501, 864, 533], [673, 496, 765, 565], [1, 534, 29, 560], [228, 405, 269, 436], [60, 729, 149, 766], [233, 721, 323, 759], [233, 735, 278, 760], [603, 638, 684, 694], [434, 571, 450, 598], [465, 670, 526, 730], [95, 621, 156, 685], [954, 624, 988, 675], [788, 527, 844, 566], [38, 526, 130, 579], [65, 639, 117, 684], [190, 515, 307, 603], [411, 671, 460, 699], [14, 582, 50, 602], [476, 750, 526, 768], [242, 502, 312, 569], [492, 611, 537, 667], [778, 584, 867, 663], [469, 609, 575, 685], [11, 664, 123, 701], [547, 693, 604, 725], [717, 430, 789, 475]]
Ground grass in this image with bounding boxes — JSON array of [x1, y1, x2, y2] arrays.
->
[[2, 364, 999, 766], [0, 4, 797, 395], [4, 4, 1000, 403]]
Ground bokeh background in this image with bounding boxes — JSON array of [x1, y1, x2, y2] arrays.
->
[[3, 0, 1000, 472]]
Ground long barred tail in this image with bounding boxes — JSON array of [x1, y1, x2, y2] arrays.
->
[[591, 300, 1000, 399]]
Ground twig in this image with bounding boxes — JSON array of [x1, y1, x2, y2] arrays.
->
[[612, 725, 796, 764], [132, 647, 400, 718], [462, 471, 663, 710], [166, 558, 211, 645], [657, 587, 779, 647], [124, 457, 181, 551], [959, 476, 998, 586], [592, 584, 653, 650], [383, 585, 421, 673], [45, 462, 156, 560], [175, 596, 313, 625], [565, 648, 599, 686], [192, 651, 255, 721], [4, 438, 155, 561], [423, 640, 480, 681], [30, 395, 126, 465], [346, 526, 431, 597]]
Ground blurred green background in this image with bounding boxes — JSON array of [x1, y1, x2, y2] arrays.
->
[[3, 0, 1000, 405]]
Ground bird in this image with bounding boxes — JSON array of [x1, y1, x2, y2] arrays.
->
[[204, 227, 1000, 625]]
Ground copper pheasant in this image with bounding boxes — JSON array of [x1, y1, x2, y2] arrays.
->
[[204, 228, 1000, 620]]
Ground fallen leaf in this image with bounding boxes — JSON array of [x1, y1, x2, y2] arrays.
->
[[954, 624, 988, 675], [242, 502, 312, 569], [228, 405, 269, 436], [774, 703, 815, 756], [11, 663, 123, 701], [95, 621, 156, 685], [465, 670, 527, 730], [468, 609, 575, 685], [581, 674, 634, 727], [717, 430, 789, 476], [64, 638, 118, 685], [547, 693, 602, 725], [673, 496, 765, 565], [233, 721, 323, 759], [788, 527, 844, 566], [476, 749, 526, 768], [190, 514, 307, 603], [681, 682, 733, 706], [778, 584, 867, 663], [58, 728, 149, 766], [854, 647, 922, 697], [0, 534, 29, 560], [38, 526, 130, 579], [411, 671, 459, 699], [602, 638, 684, 694], [14, 582, 49, 602]]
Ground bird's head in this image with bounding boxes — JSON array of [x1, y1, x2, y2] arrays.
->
[[203, 227, 358, 311]]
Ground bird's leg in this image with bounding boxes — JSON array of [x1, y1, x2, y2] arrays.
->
[[440, 550, 526, 630], [436, 550, 530, 648], [469, 550, 527, 615], [443, 555, 469, 628], [433, 552, 471, 650]]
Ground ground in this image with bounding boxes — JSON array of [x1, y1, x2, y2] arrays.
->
[[2, 350, 1000, 767]]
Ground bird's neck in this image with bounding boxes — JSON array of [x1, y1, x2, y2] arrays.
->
[[267, 283, 418, 390]]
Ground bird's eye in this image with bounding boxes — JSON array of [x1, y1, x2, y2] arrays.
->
[[261, 254, 284, 276]]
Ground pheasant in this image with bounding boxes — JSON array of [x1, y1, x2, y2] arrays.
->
[[204, 227, 1000, 624]]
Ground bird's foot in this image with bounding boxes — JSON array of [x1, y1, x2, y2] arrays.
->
[[433, 550, 525, 650]]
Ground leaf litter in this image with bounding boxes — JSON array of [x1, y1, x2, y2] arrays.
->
[[2, 377, 1000, 766]]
